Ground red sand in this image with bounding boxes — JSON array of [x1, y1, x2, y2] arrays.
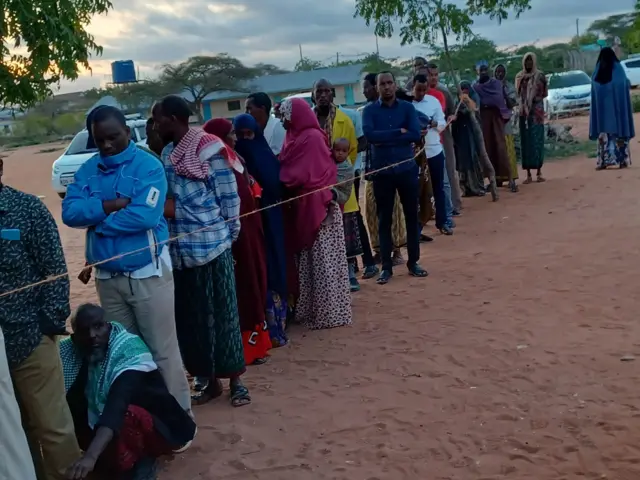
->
[[4, 135, 640, 479]]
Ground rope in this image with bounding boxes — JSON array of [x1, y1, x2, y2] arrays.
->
[[1, 119, 455, 299]]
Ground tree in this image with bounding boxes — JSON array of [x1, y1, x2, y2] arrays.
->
[[107, 81, 171, 113], [334, 52, 404, 77], [160, 54, 256, 121], [2, 0, 113, 107], [254, 63, 290, 76], [294, 57, 325, 72], [587, 11, 637, 44], [354, 0, 532, 84], [570, 32, 599, 47], [626, 2, 640, 52], [431, 36, 500, 77]]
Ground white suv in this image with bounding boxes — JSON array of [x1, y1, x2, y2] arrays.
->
[[51, 118, 149, 199]]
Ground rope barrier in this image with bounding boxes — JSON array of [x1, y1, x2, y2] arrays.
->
[[0, 135, 449, 299]]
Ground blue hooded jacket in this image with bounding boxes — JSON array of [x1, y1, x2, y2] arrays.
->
[[589, 47, 635, 141], [62, 141, 169, 273]]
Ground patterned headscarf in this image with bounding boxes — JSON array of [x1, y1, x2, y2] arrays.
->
[[279, 98, 293, 121]]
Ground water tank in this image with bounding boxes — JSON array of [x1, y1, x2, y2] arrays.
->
[[111, 60, 137, 84]]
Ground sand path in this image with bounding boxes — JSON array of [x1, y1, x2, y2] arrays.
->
[[4, 139, 640, 479]]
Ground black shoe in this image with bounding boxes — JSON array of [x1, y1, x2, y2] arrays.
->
[[452, 210, 462, 216], [439, 226, 453, 236], [362, 265, 379, 280], [377, 269, 393, 285], [420, 233, 434, 243], [408, 264, 429, 277]]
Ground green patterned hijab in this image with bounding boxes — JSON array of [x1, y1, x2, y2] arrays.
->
[[59, 322, 157, 427]]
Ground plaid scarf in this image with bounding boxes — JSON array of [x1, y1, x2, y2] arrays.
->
[[169, 128, 223, 180], [60, 322, 157, 428]]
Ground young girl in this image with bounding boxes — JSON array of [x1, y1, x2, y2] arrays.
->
[[333, 137, 362, 292]]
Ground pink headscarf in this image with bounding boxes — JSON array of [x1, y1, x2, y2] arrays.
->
[[279, 98, 336, 252]]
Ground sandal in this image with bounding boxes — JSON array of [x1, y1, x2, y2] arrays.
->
[[252, 357, 269, 366], [230, 381, 252, 407], [522, 176, 533, 185], [536, 175, 546, 183], [191, 378, 223, 406]]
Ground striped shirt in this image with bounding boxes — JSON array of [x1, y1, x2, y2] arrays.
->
[[162, 143, 241, 269]]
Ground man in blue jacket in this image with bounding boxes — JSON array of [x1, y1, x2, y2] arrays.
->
[[362, 71, 429, 285], [62, 106, 191, 415]]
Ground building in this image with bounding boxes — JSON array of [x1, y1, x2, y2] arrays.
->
[[199, 63, 368, 121]]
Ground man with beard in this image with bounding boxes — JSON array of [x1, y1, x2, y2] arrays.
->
[[61, 304, 196, 479], [312, 78, 377, 288], [0, 156, 81, 478], [360, 73, 408, 267], [362, 72, 428, 285]]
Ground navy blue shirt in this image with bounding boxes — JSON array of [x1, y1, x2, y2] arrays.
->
[[362, 98, 421, 176]]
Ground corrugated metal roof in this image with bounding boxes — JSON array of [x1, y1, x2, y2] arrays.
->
[[197, 63, 366, 102]]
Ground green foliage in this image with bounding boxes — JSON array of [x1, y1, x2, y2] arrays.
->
[[1, 112, 84, 147], [160, 54, 257, 120], [570, 33, 599, 47], [254, 63, 290, 75], [588, 11, 638, 44], [626, 2, 640, 53], [335, 53, 405, 77], [1, 0, 113, 107], [631, 94, 640, 113], [294, 57, 325, 72]]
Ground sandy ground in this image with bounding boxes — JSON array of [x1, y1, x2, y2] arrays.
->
[[5, 134, 640, 479]]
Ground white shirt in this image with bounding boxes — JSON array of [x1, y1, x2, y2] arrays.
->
[[413, 95, 447, 158], [264, 116, 286, 156], [95, 244, 172, 280]]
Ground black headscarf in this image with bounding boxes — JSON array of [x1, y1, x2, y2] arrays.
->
[[594, 47, 620, 85]]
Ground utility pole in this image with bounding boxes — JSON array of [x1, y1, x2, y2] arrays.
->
[[576, 18, 580, 39], [299, 44, 303, 61], [375, 34, 380, 55], [336, 52, 339, 65]]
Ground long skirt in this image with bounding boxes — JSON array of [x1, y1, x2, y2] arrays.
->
[[343, 211, 363, 259], [77, 405, 172, 473], [519, 115, 545, 170], [174, 250, 246, 379], [453, 117, 485, 196], [296, 203, 352, 330], [481, 107, 512, 181], [266, 291, 288, 348], [597, 133, 631, 168], [505, 134, 520, 180], [364, 180, 407, 252]]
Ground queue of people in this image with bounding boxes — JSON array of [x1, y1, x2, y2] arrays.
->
[[0, 46, 633, 480]]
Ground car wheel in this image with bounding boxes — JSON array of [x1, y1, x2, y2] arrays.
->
[[57, 192, 66, 199]]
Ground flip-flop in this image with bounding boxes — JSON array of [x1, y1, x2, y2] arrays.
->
[[191, 379, 223, 406], [252, 357, 269, 366], [230, 383, 252, 407]]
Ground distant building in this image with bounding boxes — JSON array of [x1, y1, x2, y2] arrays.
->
[[193, 63, 368, 121]]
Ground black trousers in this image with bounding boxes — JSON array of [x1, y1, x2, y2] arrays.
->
[[351, 174, 375, 267], [372, 167, 420, 272]]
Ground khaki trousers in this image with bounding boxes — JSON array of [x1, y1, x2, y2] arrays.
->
[[95, 264, 191, 413], [10, 335, 81, 480]]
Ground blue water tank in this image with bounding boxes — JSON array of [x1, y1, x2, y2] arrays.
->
[[111, 60, 136, 84]]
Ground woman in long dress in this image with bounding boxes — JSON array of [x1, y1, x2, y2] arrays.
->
[[279, 97, 352, 330], [453, 81, 486, 197], [589, 47, 635, 170], [233, 113, 289, 348], [494, 63, 520, 185], [203, 118, 271, 366], [515, 53, 548, 182], [474, 62, 518, 193]]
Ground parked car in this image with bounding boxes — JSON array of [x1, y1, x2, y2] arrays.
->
[[544, 70, 592, 117], [51, 118, 148, 199], [620, 58, 640, 87]]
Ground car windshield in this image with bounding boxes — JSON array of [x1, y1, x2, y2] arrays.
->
[[548, 72, 591, 90], [65, 130, 97, 156]]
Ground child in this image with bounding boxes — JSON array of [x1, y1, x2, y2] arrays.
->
[[332, 138, 362, 292]]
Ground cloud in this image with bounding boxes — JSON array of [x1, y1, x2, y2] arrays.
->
[[57, 0, 632, 93]]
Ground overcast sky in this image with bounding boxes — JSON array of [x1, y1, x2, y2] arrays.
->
[[58, 0, 634, 93]]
